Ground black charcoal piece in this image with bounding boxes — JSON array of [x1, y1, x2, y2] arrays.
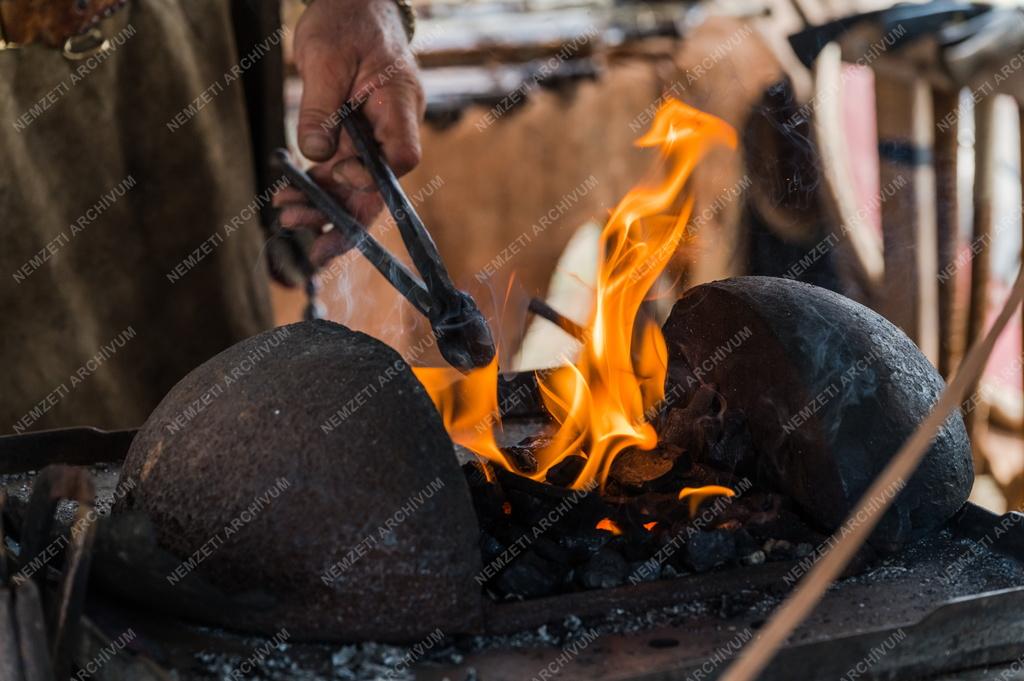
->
[[578, 548, 629, 589], [494, 551, 561, 599], [685, 530, 737, 573], [545, 455, 586, 487]]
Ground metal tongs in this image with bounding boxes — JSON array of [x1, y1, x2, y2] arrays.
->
[[271, 106, 495, 373]]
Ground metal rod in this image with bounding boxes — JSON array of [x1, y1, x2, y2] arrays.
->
[[528, 298, 587, 341]]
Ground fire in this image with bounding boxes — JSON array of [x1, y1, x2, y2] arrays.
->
[[678, 485, 736, 516], [412, 357, 509, 476], [414, 99, 736, 491], [596, 518, 623, 535]]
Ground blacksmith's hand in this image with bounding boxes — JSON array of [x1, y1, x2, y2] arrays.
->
[[273, 0, 424, 268]]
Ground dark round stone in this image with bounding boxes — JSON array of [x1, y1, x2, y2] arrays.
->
[[663, 277, 973, 552], [116, 320, 483, 641]]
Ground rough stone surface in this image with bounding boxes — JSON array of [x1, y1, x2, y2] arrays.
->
[[116, 320, 483, 641], [662, 277, 973, 552]]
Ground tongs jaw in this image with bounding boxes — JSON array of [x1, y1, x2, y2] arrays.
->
[[271, 104, 495, 372]]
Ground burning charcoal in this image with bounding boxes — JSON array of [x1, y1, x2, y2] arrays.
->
[[609, 445, 694, 496], [723, 490, 782, 526], [545, 455, 586, 487], [608, 448, 677, 492], [495, 471, 605, 537], [502, 447, 539, 475], [659, 384, 722, 447], [609, 515, 658, 550], [706, 408, 755, 472], [612, 492, 687, 524], [654, 520, 696, 554], [494, 551, 562, 599], [683, 463, 732, 489], [659, 408, 689, 448], [495, 466, 565, 500], [506, 489, 550, 527], [653, 443, 691, 477], [498, 372, 546, 417], [464, 465, 506, 525], [685, 530, 736, 573], [517, 434, 555, 451], [578, 548, 629, 589], [494, 468, 588, 527], [462, 460, 494, 488]]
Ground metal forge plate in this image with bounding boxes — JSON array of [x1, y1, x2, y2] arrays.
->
[[5, 461, 1024, 681], [420, 523, 1024, 681]]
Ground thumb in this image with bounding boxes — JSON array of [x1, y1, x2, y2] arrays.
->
[[296, 42, 358, 161]]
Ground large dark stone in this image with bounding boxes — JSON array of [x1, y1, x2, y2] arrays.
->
[[116, 320, 483, 641], [662, 277, 973, 552]]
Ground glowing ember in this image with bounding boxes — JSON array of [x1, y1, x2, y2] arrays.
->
[[595, 518, 623, 535], [415, 99, 736, 493], [678, 485, 736, 516], [643, 521, 658, 531]]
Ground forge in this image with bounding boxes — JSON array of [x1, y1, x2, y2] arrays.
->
[[1, 284, 1022, 679], [2, 93, 1023, 681]]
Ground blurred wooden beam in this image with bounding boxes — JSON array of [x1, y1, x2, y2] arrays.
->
[[934, 89, 963, 378], [813, 43, 884, 302], [875, 72, 940, 365], [966, 95, 996, 448]]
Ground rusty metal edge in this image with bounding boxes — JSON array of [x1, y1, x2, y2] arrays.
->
[[0, 428, 136, 475]]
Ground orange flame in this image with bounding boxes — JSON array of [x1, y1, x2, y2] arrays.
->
[[678, 485, 736, 516], [413, 357, 509, 473], [414, 100, 736, 490]]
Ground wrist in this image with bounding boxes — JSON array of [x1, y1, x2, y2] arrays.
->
[[301, 0, 415, 42]]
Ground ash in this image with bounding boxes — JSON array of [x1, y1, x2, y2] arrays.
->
[[188, 634, 473, 681]]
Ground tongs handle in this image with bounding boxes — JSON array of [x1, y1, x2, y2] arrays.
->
[[271, 149, 434, 319], [341, 108, 462, 312], [272, 104, 496, 372]]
